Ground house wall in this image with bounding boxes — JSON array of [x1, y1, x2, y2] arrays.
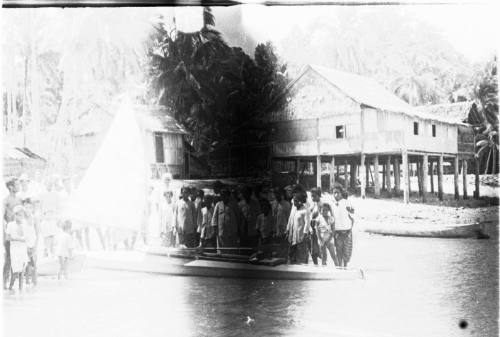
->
[[269, 69, 461, 158], [146, 131, 185, 178]]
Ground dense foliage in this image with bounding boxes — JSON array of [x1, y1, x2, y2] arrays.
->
[[472, 58, 498, 174], [147, 8, 288, 154]]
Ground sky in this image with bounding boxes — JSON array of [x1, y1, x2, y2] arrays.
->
[[238, 3, 499, 63]]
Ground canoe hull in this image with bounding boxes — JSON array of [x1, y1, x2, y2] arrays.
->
[[83, 251, 363, 281], [364, 223, 489, 239]]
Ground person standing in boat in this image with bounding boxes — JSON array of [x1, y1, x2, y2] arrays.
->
[[238, 186, 260, 249], [316, 202, 339, 266], [3, 178, 22, 289], [159, 191, 175, 247], [211, 188, 241, 254], [308, 187, 322, 265], [330, 183, 355, 268], [174, 187, 197, 248], [256, 199, 274, 246], [286, 189, 310, 264], [6, 205, 29, 291], [198, 195, 215, 248]]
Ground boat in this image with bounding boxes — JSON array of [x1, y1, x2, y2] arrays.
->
[[82, 249, 365, 281], [363, 222, 489, 239]]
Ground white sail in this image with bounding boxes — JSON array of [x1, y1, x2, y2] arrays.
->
[[64, 97, 148, 231]]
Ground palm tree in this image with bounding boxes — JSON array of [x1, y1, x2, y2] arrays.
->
[[473, 57, 498, 174]]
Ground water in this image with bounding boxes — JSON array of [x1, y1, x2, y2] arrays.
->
[[3, 226, 498, 337]]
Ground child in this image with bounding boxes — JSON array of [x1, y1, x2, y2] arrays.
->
[[159, 191, 175, 247], [23, 199, 39, 286], [316, 203, 339, 267], [6, 205, 29, 291], [56, 220, 74, 280], [331, 183, 355, 268], [256, 199, 274, 246], [198, 195, 215, 248]]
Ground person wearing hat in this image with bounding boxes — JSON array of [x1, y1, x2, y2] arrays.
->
[[5, 205, 29, 291], [330, 183, 355, 268]]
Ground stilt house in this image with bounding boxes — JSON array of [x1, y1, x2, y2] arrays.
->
[[252, 65, 477, 202]]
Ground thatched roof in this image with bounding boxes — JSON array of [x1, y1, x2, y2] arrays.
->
[[272, 65, 467, 125], [415, 101, 477, 124], [72, 104, 186, 137]]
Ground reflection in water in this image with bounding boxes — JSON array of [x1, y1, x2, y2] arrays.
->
[[3, 225, 498, 337]]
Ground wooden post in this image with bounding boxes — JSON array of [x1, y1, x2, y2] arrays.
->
[[394, 157, 400, 193], [475, 158, 480, 199], [336, 165, 340, 181], [402, 151, 409, 203], [374, 155, 380, 196], [422, 154, 428, 202], [329, 156, 335, 191], [360, 154, 366, 199], [462, 159, 468, 199], [408, 162, 412, 194], [454, 156, 459, 200], [417, 160, 423, 196], [366, 160, 370, 188], [344, 160, 348, 190], [438, 154, 444, 201], [350, 161, 357, 189], [430, 160, 435, 193], [316, 155, 321, 189], [385, 156, 392, 194], [382, 163, 386, 191], [296, 158, 300, 184]]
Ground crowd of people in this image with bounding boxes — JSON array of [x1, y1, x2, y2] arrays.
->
[[2, 173, 76, 291], [147, 173, 356, 268], [2, 171, 356, 292]]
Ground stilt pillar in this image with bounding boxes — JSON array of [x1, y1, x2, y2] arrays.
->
[[344, 160, 348, 190], [417, 160, 423, 196], [438, 154, 444, 201], [474, 157, 480, 199], [374, 155, 380, 196], [462, 159, 468, 200], [422, 154, 428, 203], [402, 151, 409, 203], [430, 160, 435, 193], [296, 158, 300, 184], [329, 156, 335, 191], [360, 154, 366, 199], [385, 156, 392, 194], [316, 155, 322, 189], [350, 161, 356, 189], [454, 156, 459, 200], [394, 157, 400, 193]]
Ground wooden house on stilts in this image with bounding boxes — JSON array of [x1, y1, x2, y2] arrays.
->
[[245, 64, 478, 203]]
